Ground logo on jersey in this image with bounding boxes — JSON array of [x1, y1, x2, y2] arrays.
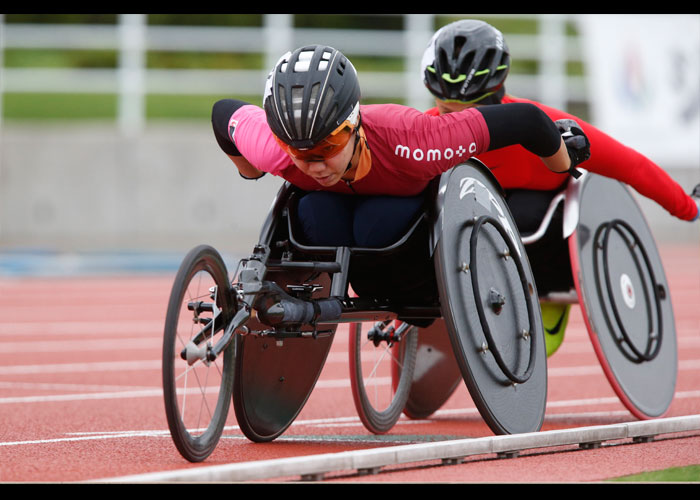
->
[[228, 118, 239, 143], [393, 142, 477, 162]]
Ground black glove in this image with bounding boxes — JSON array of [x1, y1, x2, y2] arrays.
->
[[554, 118, 590, 178], [692, 183, 700, 221]]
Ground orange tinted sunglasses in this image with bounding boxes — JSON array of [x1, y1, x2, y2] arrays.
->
[[275, 120, 357, 162]]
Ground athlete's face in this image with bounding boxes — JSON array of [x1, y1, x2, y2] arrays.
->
[[290, 132, 356, 187], [436, 99, 476, 115]]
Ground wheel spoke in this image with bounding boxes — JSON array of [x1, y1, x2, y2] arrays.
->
[[349, 321, 418, 434], [162, 245, 235, 462]]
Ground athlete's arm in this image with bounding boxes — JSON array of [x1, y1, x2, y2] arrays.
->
[[476, 103, 578, 174], [538, 139, 572, 174], [212, 99, 266, 179]]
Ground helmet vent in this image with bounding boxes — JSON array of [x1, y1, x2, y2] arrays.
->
[[308, 82, 320, 120], [437, 49, 450, 73], [319, 87, 336, 120], [278, 83, 288, 120], [294, 49, 314, 72], [453, 35, 467, 58], [479, 49, 497, 78], [337, 58, 346, 76], [291, 86, 305, 136], [324, 104, 338, 129], [458, 52, 475, 76]]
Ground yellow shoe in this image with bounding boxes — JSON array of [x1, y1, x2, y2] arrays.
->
[[540, 303, 570, 357]]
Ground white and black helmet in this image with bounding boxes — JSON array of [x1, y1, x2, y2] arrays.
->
[[264, 45, 361, 149], [421, 20, 510, 104]]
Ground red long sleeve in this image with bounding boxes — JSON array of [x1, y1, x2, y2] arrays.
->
[[427, 96, 698, 221]]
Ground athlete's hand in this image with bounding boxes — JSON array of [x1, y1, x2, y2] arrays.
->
[[555, 119, 590, 177], [691, 183, 700, 221]]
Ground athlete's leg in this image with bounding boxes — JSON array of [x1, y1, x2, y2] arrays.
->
[[296, 191, 356, 246], [352, 194, 426, 248], [540, 302, 571, 357]]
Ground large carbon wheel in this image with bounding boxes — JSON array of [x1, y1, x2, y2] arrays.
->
[[349, 320, 418, 434], [162, 245, 235, 462], [569, 173, 677, 418], [434, 161, 548, 435]]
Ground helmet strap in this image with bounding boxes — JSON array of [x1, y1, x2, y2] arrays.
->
[[344, 115, 363, 174], [342, 125, 373, 184], [343, 129, 362, 174]]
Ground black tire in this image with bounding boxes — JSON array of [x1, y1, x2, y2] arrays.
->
[[349, 321, 418, 434], [162, 245, 235, 462]]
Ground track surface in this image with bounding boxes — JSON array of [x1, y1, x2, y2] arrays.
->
[[1, 245, 698, 483]]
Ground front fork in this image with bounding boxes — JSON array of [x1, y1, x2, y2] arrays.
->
[[181, 245, 269, 365]]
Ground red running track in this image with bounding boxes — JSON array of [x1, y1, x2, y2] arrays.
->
[[0, 245, 698, 483]]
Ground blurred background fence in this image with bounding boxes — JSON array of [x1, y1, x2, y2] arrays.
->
[[0, 14, 585, 134], [0, 14, 697, 272]]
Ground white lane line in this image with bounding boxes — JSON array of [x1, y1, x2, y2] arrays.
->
[[0, 381, 156, 392], [0, 360, 161, 375], [1, 335, 699, 361], [0, 338, 160, 353], [3, 395, 700, 448], [2, 356, 700, 378], [0, 389, 163, 404], [1, 358, 699, 419], [0, 321, 164, 336], [0, 431, 172, 447]]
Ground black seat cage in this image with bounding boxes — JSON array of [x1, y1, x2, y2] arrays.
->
[[256, 184, 441, 323]]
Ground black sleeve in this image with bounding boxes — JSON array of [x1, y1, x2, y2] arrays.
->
[[212, 99, 267, 180], [211, 99, 251, 156], [476, 103, 561, 157]]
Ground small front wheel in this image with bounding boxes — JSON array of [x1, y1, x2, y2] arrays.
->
[[162, 245, 236, 462], [349, 320, 418, 434]]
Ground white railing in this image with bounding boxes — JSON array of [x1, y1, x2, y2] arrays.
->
[[0, 14, 585, 136]]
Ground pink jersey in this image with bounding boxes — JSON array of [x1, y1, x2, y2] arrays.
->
[[229, 103, 490, 196]]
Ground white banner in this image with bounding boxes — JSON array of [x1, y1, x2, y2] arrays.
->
[[579, 14, 700, 168]]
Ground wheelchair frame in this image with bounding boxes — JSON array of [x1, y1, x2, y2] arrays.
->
[[162, 160, 549, 462]]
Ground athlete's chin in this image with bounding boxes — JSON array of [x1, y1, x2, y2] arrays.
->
[[314, 175, 340, 186]]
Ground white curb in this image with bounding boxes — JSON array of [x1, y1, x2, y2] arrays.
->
[[98, 414, 700, 483]]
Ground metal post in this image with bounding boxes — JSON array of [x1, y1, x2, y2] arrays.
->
[[404, 14, 434, 111], [118, 14, 146, 136], [0, 14, 4, 240], [264, 14, 293, 83], [538, 14, 568, 111], [0, 14, 5, 133]]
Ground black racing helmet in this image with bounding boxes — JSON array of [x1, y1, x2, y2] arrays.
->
[[421, 19, 510, 104], [263, 45, 361, 150]]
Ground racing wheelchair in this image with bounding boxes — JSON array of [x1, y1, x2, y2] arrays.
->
[[162, 159, 549, 462], [399, 170, 678, 423]]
